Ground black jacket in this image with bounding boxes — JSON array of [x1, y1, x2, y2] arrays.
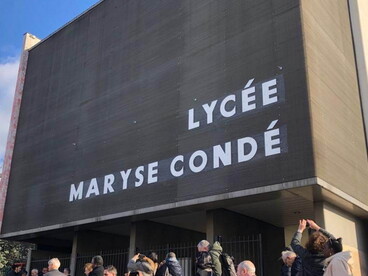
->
[[281, 256, 302, 276], [89, 266, 104, 276], [7, 271, 20, 276], [290, 228, 333, 276], [196, 251, 213, 271], [155, 259, 182, 276]]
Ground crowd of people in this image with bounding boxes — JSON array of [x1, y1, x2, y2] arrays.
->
[[6, 219, 353, 276], [280, 219, 353, 276]]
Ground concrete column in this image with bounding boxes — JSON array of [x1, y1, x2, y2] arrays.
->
[[206, 210, 214, 243], [70, 232, 78, 276], [318, 202, 368, 276], [313, 201, 325, 229], [26, 248, 32, 274], [129, 223, 136, 258]]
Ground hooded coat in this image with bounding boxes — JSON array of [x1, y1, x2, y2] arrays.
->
[[209, 242, 223, 276], [323, 251, 353, 276]]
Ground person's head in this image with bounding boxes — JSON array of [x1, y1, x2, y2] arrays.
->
[[197, 240, 210, 252], [31, 269, 38, 276], [103, 266, 117, 276], [305, 232, 328, 254], [166, 252, 177, 261], [91, 256, 103, 267], [323, 237, 343, 257], [63, 268, 70, 276], [147, 252, 158, 263], [12, 265, 22, 273], [21, 270, 27, 276], [84, 263, 93, 276], [281, 251, 297, 267], [42, 268, 48, 274], [237, 261, 256, 276], [48, 258, 61, 271]]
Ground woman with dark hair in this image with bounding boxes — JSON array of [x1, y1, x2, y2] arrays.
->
[[322, 238, 353, 276], [290, 219, 333, 276]]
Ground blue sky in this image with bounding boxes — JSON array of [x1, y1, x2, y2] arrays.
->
[[0, 0, 100, 172]]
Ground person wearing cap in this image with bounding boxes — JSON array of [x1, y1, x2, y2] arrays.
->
[[322, 237, 353, 276]]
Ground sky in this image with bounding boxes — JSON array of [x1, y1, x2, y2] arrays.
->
[[0, 0, 101, 172]]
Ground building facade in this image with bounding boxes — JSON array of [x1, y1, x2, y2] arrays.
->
[[1, 0, 367, 275]]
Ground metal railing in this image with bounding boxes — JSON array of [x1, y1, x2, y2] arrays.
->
[[29, 235, 263, 276], [74, 249, 129, 276]]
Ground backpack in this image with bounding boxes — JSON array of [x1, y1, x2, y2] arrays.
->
[[219, 253, 236, 276]]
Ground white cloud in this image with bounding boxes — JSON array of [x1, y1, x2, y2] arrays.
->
[[0, 56, 20, 173]]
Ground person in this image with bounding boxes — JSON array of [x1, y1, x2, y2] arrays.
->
[[84, 263, 94, 276], [7, 264, 22, 276], [209, 241, 222, 276], [31, 269, 38, 276], [127, 252, 157, 276], [236, 261, 256, 276], [89, 256, 104, 276], [42, 268, 48, 276], [21, 270, 28, 276], [195, 240, 213, 276], [290, 219, 333, 276], [63, 268, 70, 276], [103, 266, 117, 276], [45, 258, 64, 276], [280, 250, 302, 276], [322, 237, 353, 276], [155, 252, 182, 276]]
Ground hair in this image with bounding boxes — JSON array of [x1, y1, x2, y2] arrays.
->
[[12, 265, 22, 270], [63, 268, 70, 274], [326, 238, 343, 253], [21, 271, 28, 276], [305, 232, 328, 254], [147, 252, 158, 263], [166, 252, 176, 259], [238, 261, 256, 276], [104, 266, 117, 276], [92, 256, 104, 266], [281, 251, 296, 262], [84, 263, 93, 272], [48, 258, 61, 269], [31, 269, 38, 274], [197, 240, 210, 249]]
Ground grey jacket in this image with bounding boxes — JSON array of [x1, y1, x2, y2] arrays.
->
[[44, 270, 65, 276]]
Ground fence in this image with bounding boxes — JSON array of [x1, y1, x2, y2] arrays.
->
[[30, 234, 263, 276], [75, 249, 129, 276], [30, 254, 71, 274]]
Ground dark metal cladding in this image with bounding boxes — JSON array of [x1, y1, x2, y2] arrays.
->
[[2, 0, 313, 234]]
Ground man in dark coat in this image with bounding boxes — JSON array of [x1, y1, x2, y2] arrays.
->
[[195, 240, 213, 276], [44, 258, 64, 276], [89, 256, 104, 276], [7, 264, 22, 276], [281, 251, 302, 276], [156, 252, 182, 276]]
